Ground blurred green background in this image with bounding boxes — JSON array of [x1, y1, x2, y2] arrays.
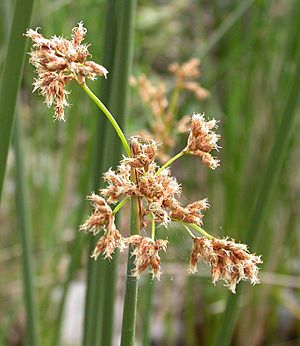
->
[[1, 0, 300, 345]]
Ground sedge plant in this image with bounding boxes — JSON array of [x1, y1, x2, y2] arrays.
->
[[25, 22, 263, 345]]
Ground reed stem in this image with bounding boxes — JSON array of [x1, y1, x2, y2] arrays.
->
[[0, 0, 35, 201], [100, 0, 137, 344], [14, 114, 39, 346], [83, 3, 120, 344], [121, 196, 140, 346]]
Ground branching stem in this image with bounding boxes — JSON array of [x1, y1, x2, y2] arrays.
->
[[178, 221, 215, 240], [157, 150, 185, 174], [81, 82, 131, 156], [151, 213, 156, 240], [113, 197, 130, 215], [183, 225, 196, 239]]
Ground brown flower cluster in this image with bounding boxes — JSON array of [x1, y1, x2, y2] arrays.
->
[[184, 113, 220, 169], [130, 76, 174, 162], [125, 236, 168, 279], [130, 76, 169, 120], [131, 59, 209, 162], [101, 137, 208, 227], [169, 58, 210, 101], [188, 237, 262, 293], [80, 135, 213, 278], [25, 22, 108, 120], [80, 132, 261, 288], [80, 191, 169, 277], [79, 193, 124, 260], [169, 199, 209, 226]]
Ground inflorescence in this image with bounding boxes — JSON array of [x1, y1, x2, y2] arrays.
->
[[130, 58, 210, 162], [26, 22, 262, 292], [80, 115, 261, 290], [25, 22, 108, 120]]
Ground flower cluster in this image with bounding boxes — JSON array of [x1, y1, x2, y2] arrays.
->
[[169, 58, 210, 100], [184, 113, 221, 169], [125, 236, 168, 279], [81, 131, 219, 279], [188, 237, 262, 293], [79, 194, 125, 260], [101, 136, 212, 228], [25, 22, 108, 120], [131, 59, 209, 162], [130, 75, 174, 162]]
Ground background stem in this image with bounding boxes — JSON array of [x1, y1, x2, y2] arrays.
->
[[83, 2, 119, 345], [214, 2, 300, 343], [0, 0, 35, 202], [13, 114, 39, 346], [100, 0, 137, 345]]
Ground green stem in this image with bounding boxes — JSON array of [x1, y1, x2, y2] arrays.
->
[[14, 114, 39, 346], [121, 196, 139, 346], [197, 0, 256, 59], [100, 0, 136, 344], [183, 225, 196, 239], [181, 222, 215, 240], [168, 85, 181, 116], [113, 196, 130, 215], [142, 214, 156, 345], [151, 213, 156, 240], [81, 82, 130, 157], [157, 150, 185, 174], [0, 0, 35, 202], [142, 275, 154, 346], [83, 3, 120, 345]]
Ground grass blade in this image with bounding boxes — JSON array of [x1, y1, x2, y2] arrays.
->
[[0, 0, 35, 202], [197, 0, 255, 58]]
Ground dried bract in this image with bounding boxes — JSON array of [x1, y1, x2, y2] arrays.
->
[[79, 193, 113, 235], [102, 165, 135, 204], [188, 237, 262, 293], [80, 193, 125, 260], [25, 22, 108, 120], [124, 136, 158, 171], [125, 235, 168, 279], [185, 113, 220, 169], [91, 227, 125, 260], [170, 198, 209, 226]]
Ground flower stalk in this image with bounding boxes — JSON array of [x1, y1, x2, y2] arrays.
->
[[81, 82, 131, 156], [156, 150, 185, 174]]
